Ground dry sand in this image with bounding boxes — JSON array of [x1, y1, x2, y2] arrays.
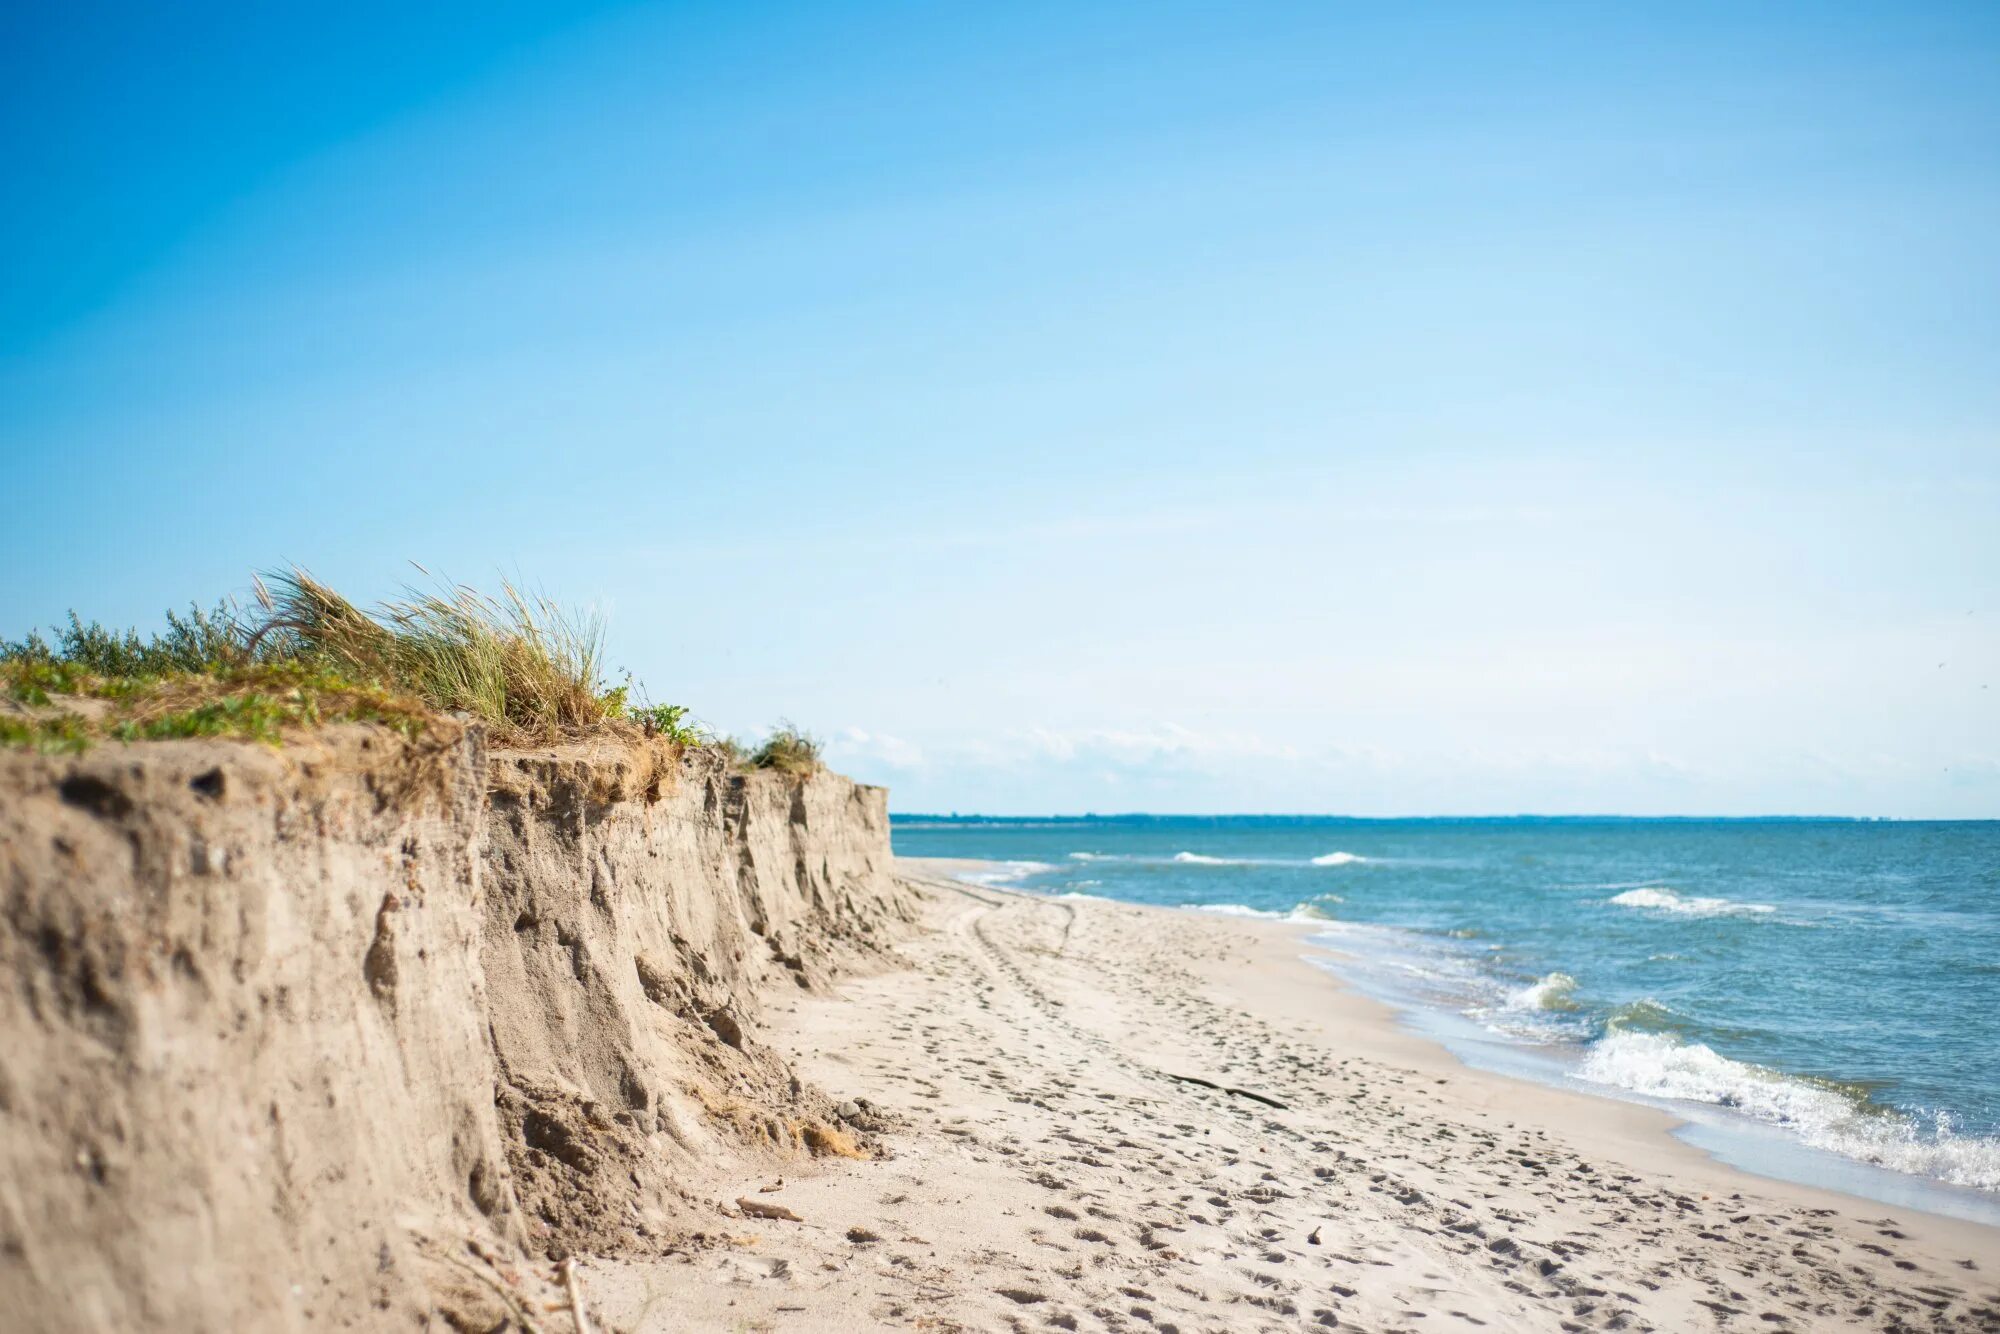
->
[[591, 860, 2000, 1332]]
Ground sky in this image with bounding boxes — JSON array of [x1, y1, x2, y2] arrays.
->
[[3, 1, 1997, 816]]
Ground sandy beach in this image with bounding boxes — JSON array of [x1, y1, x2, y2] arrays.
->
[[593, 859, 2000, 1332]]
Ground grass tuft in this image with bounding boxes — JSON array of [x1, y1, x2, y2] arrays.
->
[[800, 1121, 870, 1159], [252, 569, 613, 741], [749, 721, 823, 776], [0, 712, 92, 755]]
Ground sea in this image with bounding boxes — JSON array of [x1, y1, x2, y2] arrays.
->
[[890, 815, 2000, 1225]]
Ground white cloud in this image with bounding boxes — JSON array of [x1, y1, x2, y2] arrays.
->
[[826, 726, 926, 772]]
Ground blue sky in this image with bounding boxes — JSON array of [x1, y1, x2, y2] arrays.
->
[[4, 1, 1997, 815]]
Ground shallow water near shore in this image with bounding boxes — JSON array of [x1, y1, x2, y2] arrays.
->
[[892, 815, 2000, 1223]]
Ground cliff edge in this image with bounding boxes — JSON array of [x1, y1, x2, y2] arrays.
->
[[0, 725, 912, 1332]]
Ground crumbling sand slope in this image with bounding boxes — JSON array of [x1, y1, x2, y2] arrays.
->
[[0, 726, 908, 1333], [478, 741, 911, 1258]]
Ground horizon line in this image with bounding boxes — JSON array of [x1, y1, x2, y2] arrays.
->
[[887, 812, 1998, 824]]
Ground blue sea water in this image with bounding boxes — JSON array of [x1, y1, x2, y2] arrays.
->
[[891, 816, 2000, 1218]]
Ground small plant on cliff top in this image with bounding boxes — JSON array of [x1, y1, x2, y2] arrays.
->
[[750, 720, 823, 775], [628, 702, 701, 745], [3, 604, 245, 678]]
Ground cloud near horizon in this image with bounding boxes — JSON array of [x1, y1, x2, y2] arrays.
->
[[823, 722, 1997, 818]]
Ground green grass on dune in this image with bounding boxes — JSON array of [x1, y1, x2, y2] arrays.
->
[[748, 720, 824, 775], [1, 657, 436, 754], [2, 568, 821, 769], [249, 569, 624, 741]]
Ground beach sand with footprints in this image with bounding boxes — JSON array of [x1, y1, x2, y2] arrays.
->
[[592, 860, 2000, 1331]]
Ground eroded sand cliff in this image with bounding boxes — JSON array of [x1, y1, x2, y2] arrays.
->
[[0, 725, 909, 1332]]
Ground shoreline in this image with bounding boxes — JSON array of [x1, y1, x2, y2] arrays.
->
[[1307, 942, 2000, 1232], [1082, 873, 2000, 1242], [593, 856, 2000, 1331], [926, 857, 2000, 1244], [1294, 920, 2000, 1232], [957, 852, 2000, 1230]]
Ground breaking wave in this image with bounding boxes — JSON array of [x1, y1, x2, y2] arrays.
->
[[1609, 887, 1774, 918], [1506, 971, 1579, 1012], [1190, 902, 1342, 923], [1579, 1032, 2000, 1193]]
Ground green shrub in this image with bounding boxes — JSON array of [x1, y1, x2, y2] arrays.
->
[[627, 702, 702, 745], [750, 720, 822, 775], [2, 603, 243, 676]]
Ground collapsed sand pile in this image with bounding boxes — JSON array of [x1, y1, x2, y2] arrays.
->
[[0, 725, 910, 1332]]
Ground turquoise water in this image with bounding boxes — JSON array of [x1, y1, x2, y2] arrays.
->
[[891, 816, 2000, 1211]]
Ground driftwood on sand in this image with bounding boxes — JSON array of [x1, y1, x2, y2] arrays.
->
[[1160, 1070, 1290, 1110]]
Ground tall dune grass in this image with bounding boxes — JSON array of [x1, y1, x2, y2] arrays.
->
[[250, 570, 613, 741], [3, 568, 776, 755]]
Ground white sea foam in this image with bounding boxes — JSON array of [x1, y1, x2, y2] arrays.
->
[[1185, 901, 1341, 924], [1571, 880, 1673, 891], [1078, 850, 1374, 869], [1505, 971, 1579, 1012], [1609, 887, 1774, 918], [1171, 850, 1375, 868], [1579, 1032, 2000, 1193], [954, 860, 1056, 887]]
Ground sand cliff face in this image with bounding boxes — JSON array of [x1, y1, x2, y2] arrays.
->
[[0, 726, 906, 1332], [478, 742, 908, 1257]]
